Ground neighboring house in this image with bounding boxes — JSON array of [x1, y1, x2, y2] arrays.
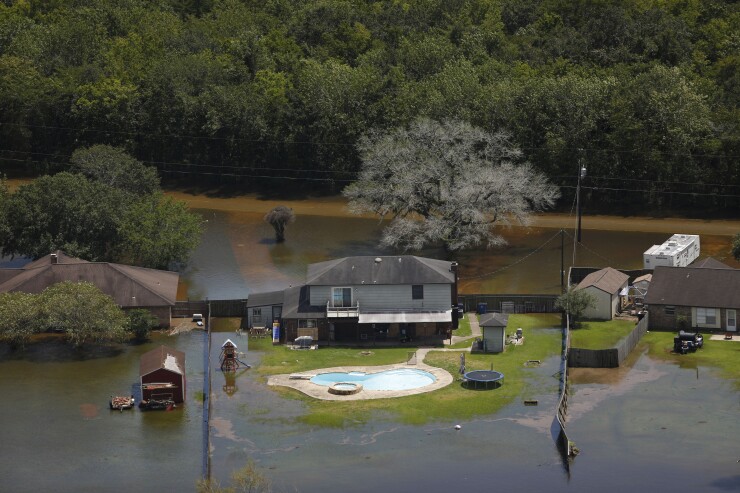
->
[[479, 313, 509, 353], [575, 267, 629, 320], [247, 255, 459, 344], [0, 251, 179, 326], [246, 289, 285, 329], [644, 265, 739, 332], [140, 345, 186, 403]]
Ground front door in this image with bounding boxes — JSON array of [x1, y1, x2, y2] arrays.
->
[[727, 309, 737, 332]]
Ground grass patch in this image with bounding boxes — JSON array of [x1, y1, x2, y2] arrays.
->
[[452, 314, 472, 337], [569, 319, 637, 349], [255, 314, 562, 425], [193, 391, 205, 403], [641, 332, 740, 389]]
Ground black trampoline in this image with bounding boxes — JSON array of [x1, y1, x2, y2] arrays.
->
[[463, 370, 504, 390]]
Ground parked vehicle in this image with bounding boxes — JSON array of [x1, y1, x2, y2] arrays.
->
[[673, 330, 704, 354]]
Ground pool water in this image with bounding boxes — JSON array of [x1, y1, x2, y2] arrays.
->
[[311, 368, 436, 391]]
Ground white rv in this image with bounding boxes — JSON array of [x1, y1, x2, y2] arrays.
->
[[643, 234, 700, 269]]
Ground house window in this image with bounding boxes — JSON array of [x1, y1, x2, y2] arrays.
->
[[332, 287, 352, 307], [252, 308, 261, 317], [696, 308, 716, 325], [412, 285, 424, 300], [298, 319, 316, 328], [665, 306, 675, 315]]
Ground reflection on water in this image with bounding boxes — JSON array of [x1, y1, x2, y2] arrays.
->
[[181, 209, 738, 299], [0, 332, 204, 493]]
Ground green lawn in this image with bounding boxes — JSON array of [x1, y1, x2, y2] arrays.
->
[[569, 319, 637, 349], [452, 313, 472, 337], [253, 313, 562, 426], [641, 332, 740, 389]]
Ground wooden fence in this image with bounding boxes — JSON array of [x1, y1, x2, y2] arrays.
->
[[458, 294, 559, 314], [568, 314, 649, 368], [174, 299, 247, 318]]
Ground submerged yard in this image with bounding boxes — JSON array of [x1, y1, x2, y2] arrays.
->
[[252, 314, 562, 426]]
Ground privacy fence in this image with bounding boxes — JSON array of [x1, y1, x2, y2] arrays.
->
[[457, 294, 559, 314], [174, 299, 248, 318], [568, 314, 649, 368]]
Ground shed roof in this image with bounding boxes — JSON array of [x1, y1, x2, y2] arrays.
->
[[479, 312, 509, 327], [0, 252, 179, 306], [634, 273, 652, 284], [305, 256, 455, 286], [140, 345, 186, 377], [576, 267, 629, 295], [644, 266, 740, 308]]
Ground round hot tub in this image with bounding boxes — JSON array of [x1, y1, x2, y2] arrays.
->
[[328, 382, 363, 395]]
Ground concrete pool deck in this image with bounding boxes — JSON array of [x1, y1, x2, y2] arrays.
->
[[267, 358, 454, 401]]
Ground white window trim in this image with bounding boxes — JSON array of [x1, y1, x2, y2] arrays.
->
[[331, 287, 353, 307]]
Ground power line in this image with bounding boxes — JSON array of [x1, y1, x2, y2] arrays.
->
[[1, 120, 738, 158], [459, 230, 563, 282]]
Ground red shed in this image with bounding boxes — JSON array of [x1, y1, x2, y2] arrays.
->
[[140, 345, 186, 404]]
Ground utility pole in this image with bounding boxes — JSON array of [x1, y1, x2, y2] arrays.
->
[[576, 154, 587, 243], [560, 229, 565, 293]]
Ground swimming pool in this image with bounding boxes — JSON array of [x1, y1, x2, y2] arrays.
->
[[310, 368, 436, 391]]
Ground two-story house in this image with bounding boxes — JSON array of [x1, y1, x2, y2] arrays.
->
[[247, 255, 458, 344]]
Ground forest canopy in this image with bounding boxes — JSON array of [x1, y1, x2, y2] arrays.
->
[[0, 0, 738, 212]]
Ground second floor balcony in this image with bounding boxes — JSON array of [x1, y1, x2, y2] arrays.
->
[[326, 301, 360, 318]]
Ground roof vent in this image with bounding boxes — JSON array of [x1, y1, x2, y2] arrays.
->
[[374, 257, 382, 263]]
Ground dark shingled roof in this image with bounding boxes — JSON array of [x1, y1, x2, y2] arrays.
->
[[576, 267, 629, 295], [305, 256, 455, 286], [0, 251, 178, 307], [281, 285, 325, 319], [479, 312, 509, 327], [140, 345, 186, 377], [247, 289, 285, 307], [691, 257, 732, 269], [644, 266, 740, 308]]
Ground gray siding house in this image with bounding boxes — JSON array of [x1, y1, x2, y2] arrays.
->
[[644, 264, 739, 333], [247, 255, 458, 344]]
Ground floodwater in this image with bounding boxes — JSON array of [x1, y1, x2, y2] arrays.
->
[[175, 192, 739, 299], [1, 186, 740, 492]]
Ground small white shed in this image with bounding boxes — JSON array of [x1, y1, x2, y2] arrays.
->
[[576, 267, 630, 320], [479, 312, 509, 353]]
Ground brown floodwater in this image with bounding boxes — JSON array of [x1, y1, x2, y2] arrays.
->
[[172, 191, 739, 299]]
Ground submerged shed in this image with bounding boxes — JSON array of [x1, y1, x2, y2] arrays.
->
[[140, 345, 186, 403]]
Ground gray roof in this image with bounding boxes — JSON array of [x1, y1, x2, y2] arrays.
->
[[644, 265, 740, 308], [0, 251, 179, 307], [691, 257, 732, 269], [247, 289, 285, 307], [576, 267, 629, 295], [305, 256, 455, 286], [479, 312, 509, 327], [281, 285, 325, 319]]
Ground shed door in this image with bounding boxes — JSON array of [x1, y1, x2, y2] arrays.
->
[[728, 309, 737, 332]]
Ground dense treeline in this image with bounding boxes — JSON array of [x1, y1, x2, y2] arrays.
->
[[0, 0, 738, 212]]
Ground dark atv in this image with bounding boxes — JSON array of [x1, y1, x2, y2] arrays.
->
[[673, 330, 704, 354]]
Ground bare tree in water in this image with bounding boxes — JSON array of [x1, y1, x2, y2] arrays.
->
[[343, 118, 560, 252], [264, 206, 295, 242]]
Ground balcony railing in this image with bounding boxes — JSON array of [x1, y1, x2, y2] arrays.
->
[[326, 301, 360, 318]]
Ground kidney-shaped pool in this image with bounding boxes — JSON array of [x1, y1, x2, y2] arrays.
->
[[310, 368, 436, 391]]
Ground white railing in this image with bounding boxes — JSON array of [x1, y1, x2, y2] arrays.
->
[[326, 301, 360, 318]]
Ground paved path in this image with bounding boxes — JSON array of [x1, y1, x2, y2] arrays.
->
[[447, 312, 481, 346]]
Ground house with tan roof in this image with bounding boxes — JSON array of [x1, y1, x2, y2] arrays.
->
[[575, 267, 629, 320], [0, 251, 179, 326]]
